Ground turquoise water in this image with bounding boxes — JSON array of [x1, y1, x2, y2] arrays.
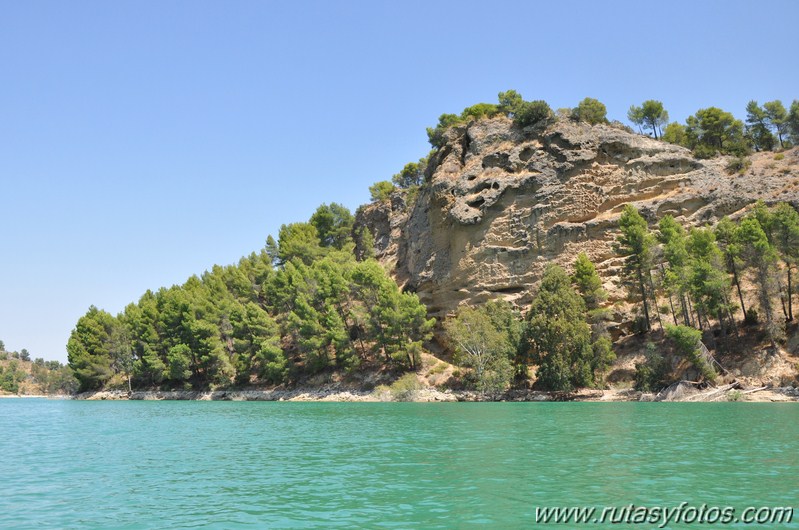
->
[[0, 401, 797, 529]]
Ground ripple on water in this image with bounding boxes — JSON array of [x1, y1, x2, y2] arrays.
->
[[0, 400, 797, 529]]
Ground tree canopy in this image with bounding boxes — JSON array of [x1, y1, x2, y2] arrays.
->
[[67, 204, 435, 390], [573, 97, 608, 125], [628, 100, 669, 139]]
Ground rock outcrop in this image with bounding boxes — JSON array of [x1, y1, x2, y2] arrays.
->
[[356, 116, 799, 325]]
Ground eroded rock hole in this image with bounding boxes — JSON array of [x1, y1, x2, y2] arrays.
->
[[467, 196, 486, 208]]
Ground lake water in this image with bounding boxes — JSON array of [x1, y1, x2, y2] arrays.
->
[[0, 400, 797, 529]]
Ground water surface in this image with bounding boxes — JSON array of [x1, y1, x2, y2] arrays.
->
[[0, 400, 796, 529]]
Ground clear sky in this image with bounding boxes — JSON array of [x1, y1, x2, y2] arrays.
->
[[1, 0, 797, 362]]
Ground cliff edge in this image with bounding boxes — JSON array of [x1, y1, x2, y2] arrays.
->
[[357, 116, 799, 328]]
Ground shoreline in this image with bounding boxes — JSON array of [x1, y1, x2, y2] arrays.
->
[[68, 385, 799, 403]]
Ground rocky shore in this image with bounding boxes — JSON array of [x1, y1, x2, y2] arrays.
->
[[72, 385, 799, 403]]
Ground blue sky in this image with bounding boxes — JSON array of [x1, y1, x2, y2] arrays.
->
[[1, 0, 797, 362]]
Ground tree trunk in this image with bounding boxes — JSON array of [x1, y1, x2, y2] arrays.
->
[[680, 294, 691, 326], [648, 271, 663, 332], [788, 265, 793, 321], [725, 293, 740, 339], [687, 297, 700, 330], [731, 262, 747, 321], [637, 268, 651, 332], [660, 264, 678, 325], [779, 282, 788, 319]]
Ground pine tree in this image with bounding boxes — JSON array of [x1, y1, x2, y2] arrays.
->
[[521, 265, 593, 391], [738, 217, 783, 346], [616, 205, 657, 332], [715, 217, 747, 322], [685, 227, 733, 334], [571, 253, 615, 382], [772, 203, 799, 321], [658, 215, 692, 326]]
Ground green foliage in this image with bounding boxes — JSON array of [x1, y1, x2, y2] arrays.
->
[[745, 100, 776, 152], [514, 100, 553, 128], [685, 107, 748, 157], [460, 103, 500, 122], [616, 205, 656, 332], [369, 180, 395, 202], [763, 100, 789, 148], [685, 228, 732, 331], [571, 253, 615, 382], [772, 203, 799, 321], [572, 252, 606, 309], [725, 156, 752, 175], [665, 325, 715, 381], [497, 89, 523, 117], [633, 344, 671, 392], [0, 361, 26, 393], [662, 122, 689, 147], [788, 100, 799, 144], [309, 203, 354, 249], [277, 222, 323, 265], [521, 265, 594, 391], [445, 303, 517, 394], [591, 335, 616, 381], [30, 360, 78, 394], [425, 92, 545, 148], [573, 97, 608, 125], [628, 100, 669, 139], [426, 113, 464, 148], [386, 373, 421, 401], [691, 144, 719, 160], [67, 306, 118, 392], [167, 344, 193, 382], [391, 158, 427, 189], [744, 307, 759, 325], [738, 215, 784, 345], [68, 186, 441, 392], [351, 260, 435, 370], [354, 226, 376, 261]]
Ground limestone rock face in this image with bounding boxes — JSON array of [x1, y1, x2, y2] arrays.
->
[[356, 116, 799, 323]]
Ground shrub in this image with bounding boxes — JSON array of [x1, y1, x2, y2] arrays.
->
[[665, 325, 716, 382], [369, 181, 395, 202], [428, 362, 447, 376], [633, 352, 671, 392], [744, 307, 759, 326], [725, 156, 752, 175], [388, 373, 422, 401], [426, 113, 464, 148], [774, 153, 785, 161], [460, 103, 500, 122], [692, 144, 718, 159], [573, 97, 608, 125], [514, 100, 553, 128]]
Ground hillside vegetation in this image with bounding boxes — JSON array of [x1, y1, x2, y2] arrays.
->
[[0, 342, 76, 395], [66, 92, 799, 396]]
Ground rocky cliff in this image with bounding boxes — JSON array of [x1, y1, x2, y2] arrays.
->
[[356, 116, 799, 328]]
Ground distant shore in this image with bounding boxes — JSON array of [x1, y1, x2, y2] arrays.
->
[[68, 385, 799, 403], [0, 394, 71, 399]]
